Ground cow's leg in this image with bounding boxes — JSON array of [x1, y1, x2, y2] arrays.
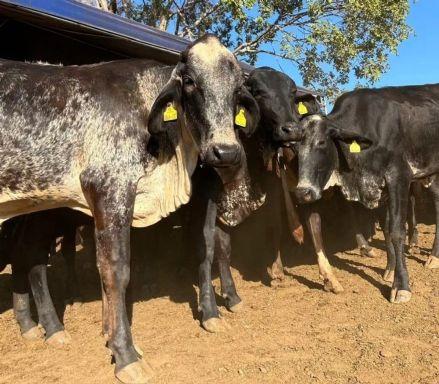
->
[[387, 177, 411, 303], [216, 225, 242, 313], [28, 262, 71, 346], [28, 263, 71, 346], [425, 178, 439, 269], [198, 199, 228, 333], [267, 194, 285, 283], [61, 228, 82, 306], [101, 280, 110, 339], [12, 263, 43, 340], [379, 207, 396, 283], [267, 225, 285, 282], [305, 209, 343, 293], [407, 185, 418, 249], [356, 233, 375, 257], [348, 204, 375, 257], [82, 179, 152, 383]]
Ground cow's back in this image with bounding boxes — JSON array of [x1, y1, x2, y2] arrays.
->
[[330, 84, 439, 177]]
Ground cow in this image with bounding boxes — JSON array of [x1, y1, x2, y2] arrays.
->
[[0, 34, 259, 383], [0, 208, 91, 344], [293, 84, 439, 304], [189, 67, 302, 332], [295, 92, 376, 259]]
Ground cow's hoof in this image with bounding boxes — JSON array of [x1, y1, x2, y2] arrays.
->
[[202, 317, 231, 333], [408, 243, 417, 253], [46, 330, 72, 348], [228, 300, 244, 313], [267, 265, 285, 282], [323, 278, 344, 294], [382, 269, 395, 283], [390, 289, 412, 304], [116, 361, 152, 384], [22, 326, 44, 341], [360, 247, 376, 258], [425, 256, 439, 269]]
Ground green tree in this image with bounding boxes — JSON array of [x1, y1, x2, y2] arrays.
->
[[104, 0, 411, 98]]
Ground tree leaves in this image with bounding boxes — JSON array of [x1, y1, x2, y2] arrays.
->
[[110, 0, 411, 98]]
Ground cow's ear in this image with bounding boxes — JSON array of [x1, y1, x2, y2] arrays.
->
[[328, 126, 373, 150], [148, 78, 182, 135], [291, 80, 298, 96], [235, 85, 260, 137]]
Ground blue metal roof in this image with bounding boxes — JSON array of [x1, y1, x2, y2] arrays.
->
[[0, 0, 188, 62]]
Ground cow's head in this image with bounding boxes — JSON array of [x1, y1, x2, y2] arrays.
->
[[245, 67, 300, 144], [148, 34, 259, 168], [293, 115, 373, 203]]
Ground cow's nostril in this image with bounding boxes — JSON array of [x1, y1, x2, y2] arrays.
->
[[282, 125, 293, 134], [303, 189, 312, 200], [213, 145, 222, 160], [211, 144, 240, 165]]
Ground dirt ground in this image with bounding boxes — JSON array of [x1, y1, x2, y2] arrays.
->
[[0, 222, 438, 384]]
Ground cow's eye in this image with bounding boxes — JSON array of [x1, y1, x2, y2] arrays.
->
[[317, 140, 326, 147], [183, 76, 195, 88]]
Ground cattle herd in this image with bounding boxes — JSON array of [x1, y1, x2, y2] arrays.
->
[[0, 34, 438, 383]]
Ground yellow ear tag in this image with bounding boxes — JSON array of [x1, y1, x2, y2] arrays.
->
[[163, 103, 178, 122], [235, 108, 247, 128], [350, 140, 361, 153], [298, 102, 308, 115]]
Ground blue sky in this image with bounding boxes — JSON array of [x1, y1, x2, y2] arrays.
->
[[256, 0, 439, 90]]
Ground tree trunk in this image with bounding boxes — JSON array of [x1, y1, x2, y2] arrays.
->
[[158, 15, 168, 31], [121, 0, 132, 17]]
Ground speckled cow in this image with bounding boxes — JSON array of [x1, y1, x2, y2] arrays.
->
[[0, 34, 259, 384]]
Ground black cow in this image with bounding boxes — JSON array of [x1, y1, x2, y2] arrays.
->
[[191, 67, 301, 332], [0, 34, 259, 383], [294, 84, 439, 303], [295, 93, 376, 258], [0, 209, 91, 344]]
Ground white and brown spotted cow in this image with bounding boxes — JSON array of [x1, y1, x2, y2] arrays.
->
[[0, 34, 259, 383]]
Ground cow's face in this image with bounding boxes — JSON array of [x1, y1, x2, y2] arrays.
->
[[245, 67, 300, 144], [148, 35, 259, 168], [293, 115, 373, 203]]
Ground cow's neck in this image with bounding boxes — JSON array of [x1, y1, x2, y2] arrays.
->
[[334, 164, 385, 209], [132, 121, 198, 227], [215, 131, 267, 226]]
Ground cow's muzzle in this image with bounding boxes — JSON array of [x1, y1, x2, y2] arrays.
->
[[273, 122, 303, 142], [295, 186, 321, 204], [203, 143, 242, 167]]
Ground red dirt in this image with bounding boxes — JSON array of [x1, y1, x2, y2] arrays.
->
[[0, 224, 438, 384]]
